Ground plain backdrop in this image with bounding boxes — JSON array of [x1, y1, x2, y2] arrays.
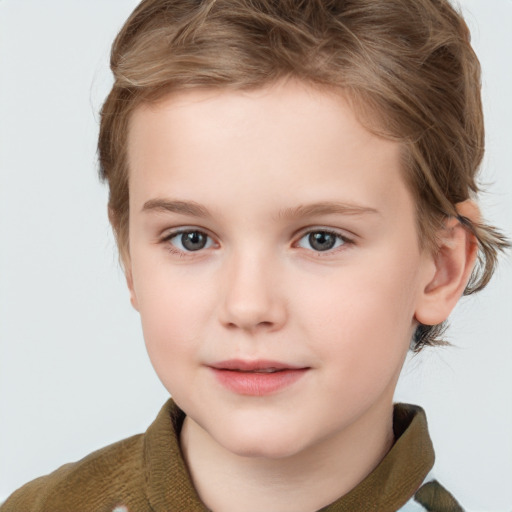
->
[[0, 1, 511, 510]]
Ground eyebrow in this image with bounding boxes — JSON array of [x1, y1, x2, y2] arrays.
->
[[142, 199, 211, 218], [275, 201, 379, 221], [142, 198, 379, 220]]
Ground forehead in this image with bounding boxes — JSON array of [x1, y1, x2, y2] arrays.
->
[[129, 81, 389, 159], [126, 79, 411, 223]]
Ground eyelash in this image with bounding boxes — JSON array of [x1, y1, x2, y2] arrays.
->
[[161, 228, 354, 257]]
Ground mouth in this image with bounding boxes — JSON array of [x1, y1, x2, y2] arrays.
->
[[235, 368, 286, 373], [210, 359, 306, 371], [208, 359, 310, 396]]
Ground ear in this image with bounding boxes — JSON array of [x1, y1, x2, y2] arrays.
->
[[124, 258, 140, 312], [414, 200, 480, 326], [118, 243, 139, 313], [108, 206, 140, 312]]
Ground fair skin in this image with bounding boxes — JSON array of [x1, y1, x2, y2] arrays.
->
[[124, 79, 478, 512]]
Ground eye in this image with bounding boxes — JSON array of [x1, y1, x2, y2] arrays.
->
[[296, 230, 350, 252], [165, 229, 215, 253]]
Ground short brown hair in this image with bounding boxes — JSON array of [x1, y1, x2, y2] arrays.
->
[[98, 0, 509, 350]]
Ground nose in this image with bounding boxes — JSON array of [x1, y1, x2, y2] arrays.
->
[[218, 250, 287, 333]]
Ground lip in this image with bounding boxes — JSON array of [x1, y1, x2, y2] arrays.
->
[[208, 359, 310, 396]]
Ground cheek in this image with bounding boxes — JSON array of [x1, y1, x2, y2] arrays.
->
[[131, 257, 216, 367], [141, 296, 205, 353], [294, 253, 419, 381], [137, 285, 207, 396]]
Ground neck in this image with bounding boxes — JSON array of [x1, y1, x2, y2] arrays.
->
[[180, 400, 395, 512]]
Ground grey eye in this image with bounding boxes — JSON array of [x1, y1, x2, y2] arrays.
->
[[182, 231, 207, 251], [169, 230, 213, 252], [297, 231, 346, 252]]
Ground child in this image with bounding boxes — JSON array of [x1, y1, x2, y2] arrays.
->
[[1, 0, 509, 511]]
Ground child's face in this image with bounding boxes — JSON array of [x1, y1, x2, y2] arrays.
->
[[125, 79, 434, 458]]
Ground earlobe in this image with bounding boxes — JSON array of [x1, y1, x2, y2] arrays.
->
[[109, 206, 139, 311], [414, 201, 479, 326], [123, 256, 140, 312]]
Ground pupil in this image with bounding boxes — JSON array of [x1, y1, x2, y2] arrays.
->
[[182, 231, 206, 251], [309, 232, 335, 251]]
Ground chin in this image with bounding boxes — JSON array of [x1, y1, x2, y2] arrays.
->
[[212, 419, 311, 460], [225, 437, 304, 460]]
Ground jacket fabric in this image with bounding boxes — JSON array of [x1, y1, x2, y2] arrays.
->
[[1, 399, 463, 512]]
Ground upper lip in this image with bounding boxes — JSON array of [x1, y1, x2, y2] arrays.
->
[[209, 359, 308, 371]]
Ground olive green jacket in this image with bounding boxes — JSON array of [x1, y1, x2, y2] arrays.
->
[[1, 400, 463, 512]]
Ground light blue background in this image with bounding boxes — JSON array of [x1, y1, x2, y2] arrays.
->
[[1, 1, 511, 510]]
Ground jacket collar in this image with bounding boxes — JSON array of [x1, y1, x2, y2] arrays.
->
[[143, 400, 434, 512]]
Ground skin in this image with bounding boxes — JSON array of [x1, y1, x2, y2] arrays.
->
[[124, 79, 478, 512]]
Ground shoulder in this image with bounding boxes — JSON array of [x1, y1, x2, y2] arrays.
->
[[1, 433, 148, 512], [1, 399, 188, 512], [392, 404, 465, 511]]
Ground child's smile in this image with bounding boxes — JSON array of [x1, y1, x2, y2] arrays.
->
[[125, 78, 435, 464], [207, 358, 310, 396]]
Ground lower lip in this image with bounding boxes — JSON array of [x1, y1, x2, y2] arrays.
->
[[210, 368, 308, 396]]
